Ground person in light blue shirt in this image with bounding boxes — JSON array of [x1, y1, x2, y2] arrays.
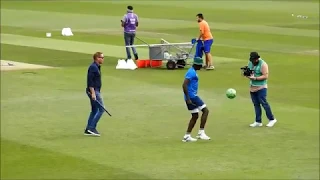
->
[[181, 57, 211, 142]]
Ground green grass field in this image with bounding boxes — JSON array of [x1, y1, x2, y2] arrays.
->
[[1, 0, 319, 179]]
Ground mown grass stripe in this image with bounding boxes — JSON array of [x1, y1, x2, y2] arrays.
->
[[2, 9, 319, 37], [1, 34, 242, 63]]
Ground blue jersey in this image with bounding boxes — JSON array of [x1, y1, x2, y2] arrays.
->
[[184, 67, 198, 99]]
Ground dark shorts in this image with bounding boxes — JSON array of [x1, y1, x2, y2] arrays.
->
[[185, 96, 206, 113]]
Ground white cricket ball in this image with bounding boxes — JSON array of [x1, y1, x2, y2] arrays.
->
[[46, 32, 52, 37]]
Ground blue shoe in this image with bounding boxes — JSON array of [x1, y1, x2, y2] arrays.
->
[[87, 129, 101, 137]]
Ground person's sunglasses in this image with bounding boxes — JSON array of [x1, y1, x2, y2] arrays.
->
[[99, 57, 104, 59]]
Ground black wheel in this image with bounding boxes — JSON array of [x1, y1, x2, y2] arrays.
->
[[176, 60, 186, 68], [166, 60, 176, 70]]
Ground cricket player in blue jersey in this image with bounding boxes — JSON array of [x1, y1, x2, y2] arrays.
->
[[182, 57, 211, 142]]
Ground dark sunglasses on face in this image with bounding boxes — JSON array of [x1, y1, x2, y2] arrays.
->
[[99, 57, 104, 59]]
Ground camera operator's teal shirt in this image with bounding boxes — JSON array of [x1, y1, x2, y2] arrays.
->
[[248, 59, 267, 86]]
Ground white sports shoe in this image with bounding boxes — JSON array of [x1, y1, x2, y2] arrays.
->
[[266, 119, 277, 127], [182, 135, 197, 142], [249, 122, 263, 127], [196, 133, 211, 140]]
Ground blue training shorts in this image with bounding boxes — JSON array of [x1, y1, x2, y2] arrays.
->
[[185, 96, 207, 113], [203, 39, 213, 53]]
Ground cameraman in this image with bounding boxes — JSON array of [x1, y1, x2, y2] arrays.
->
[[245, 52, 277, 127]]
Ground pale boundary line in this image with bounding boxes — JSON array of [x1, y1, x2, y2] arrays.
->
[[0, 60, 55, 71]]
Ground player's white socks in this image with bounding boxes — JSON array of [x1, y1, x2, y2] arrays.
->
[[185, 129, 205, 136], [198, 129, 205, 135], [197, 129, 211, 140]]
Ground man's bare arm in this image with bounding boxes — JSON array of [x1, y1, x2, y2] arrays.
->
[[121, 20, 125, 27], [182, 79, 190, 100], [198, 30, 203, 40], [198, 24, 204, 40], [256, 62, 269, 80], [136, 16, 139, 27], [121, 15, 126, 27]]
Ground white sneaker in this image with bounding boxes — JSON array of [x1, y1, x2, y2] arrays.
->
[[196, 133, 211, 140], [249, 122, 263, 127], [266, 119, 277, 127], [182, 135, 197, 142]]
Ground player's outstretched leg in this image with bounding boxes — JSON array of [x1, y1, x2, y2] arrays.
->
[[196, 107, 211, 140], [182, 113, 199, 142]]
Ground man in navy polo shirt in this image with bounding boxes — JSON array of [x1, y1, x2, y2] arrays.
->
[[84, 52, 105, 137]]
